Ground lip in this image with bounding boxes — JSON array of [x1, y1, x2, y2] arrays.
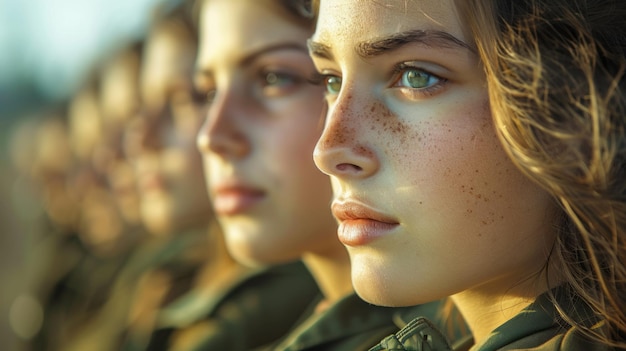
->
[[211, 184, 266, 216], [332, 200, 399, 246]]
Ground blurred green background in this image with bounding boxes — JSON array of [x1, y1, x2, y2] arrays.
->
[[0, 0, 177, 348]]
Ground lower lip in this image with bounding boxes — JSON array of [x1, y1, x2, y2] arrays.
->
[[213, 190, 265, 216], [337, 219, 398, 246]]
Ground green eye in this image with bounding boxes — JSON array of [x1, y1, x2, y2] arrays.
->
[[324, 76, 342, 95], [264, 72, 295, 87], [400, 69, 439, 89]]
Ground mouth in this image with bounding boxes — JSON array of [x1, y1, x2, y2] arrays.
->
[[212, 184, 266, 216], [332, 200, 399, 246]]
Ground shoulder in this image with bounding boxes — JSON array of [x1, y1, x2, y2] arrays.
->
[[502, 325, 616, 351]]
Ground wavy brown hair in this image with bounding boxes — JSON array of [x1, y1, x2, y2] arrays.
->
[[457, 0, 626, 347]]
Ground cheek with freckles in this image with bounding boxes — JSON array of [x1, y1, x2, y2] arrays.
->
[[377, 97, 520, 237]]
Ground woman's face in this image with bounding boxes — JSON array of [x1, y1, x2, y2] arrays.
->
[[98, 50, 142, 226], [311, 0, 559, 306], [196, 0, 338, 265], [126, 27, 211, 236]]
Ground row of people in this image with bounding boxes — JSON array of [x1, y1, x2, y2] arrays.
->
[[9, 0, 626, 350]]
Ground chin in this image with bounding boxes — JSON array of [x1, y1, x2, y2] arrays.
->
[[350, 254, 414, 307], [224, 234, 288, 267], [353, 275, 395, 307]]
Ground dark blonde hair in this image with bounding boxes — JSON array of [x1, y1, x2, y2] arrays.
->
[[457, 0, 626, 347]]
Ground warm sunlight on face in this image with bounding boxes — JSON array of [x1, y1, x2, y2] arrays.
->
[[128, 23, 210, 236], [311, 0, 559, 306], [195, 0, 338, 265]]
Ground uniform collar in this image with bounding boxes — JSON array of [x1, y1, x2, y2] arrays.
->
[[275, 292, 400, 350], [474, 285, 597, 351], [155, 265, 264, 327]]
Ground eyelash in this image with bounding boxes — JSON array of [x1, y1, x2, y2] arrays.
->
[[312, 63, 447, 100], [390, 63, 447, 98], [197, 69, 322, 107], [310, 72, 342, 97], [259, 70, 299, 88]]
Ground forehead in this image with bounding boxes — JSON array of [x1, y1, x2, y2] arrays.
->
[[313, 0, 467, 48], [198, 0, 310, 66]]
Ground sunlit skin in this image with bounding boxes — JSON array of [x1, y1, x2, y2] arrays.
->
[[98, 48, 142, 226], [68, 85, 102, 162], [196, 0, 351, 301], [67, 93, 127, 254], [100, 49, 141, 129], [311, 0, 562, 343], [126, 22, 211, 236]]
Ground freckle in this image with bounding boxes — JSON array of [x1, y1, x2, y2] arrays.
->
[[355, 145, 373, 158], [471, 135, 476, 141]]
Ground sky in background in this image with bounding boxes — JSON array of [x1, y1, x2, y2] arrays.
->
[[0, 0, 175, 118]]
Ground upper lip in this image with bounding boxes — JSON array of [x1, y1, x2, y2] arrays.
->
[[331, 200, 399, 224]]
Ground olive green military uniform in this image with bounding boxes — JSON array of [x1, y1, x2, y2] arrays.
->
[[268, 293, 459, 351], [137, 260, 320, 351], [57, 229, 208, 351], [25, 221, 142, 351], [369, 286, 614, 351]]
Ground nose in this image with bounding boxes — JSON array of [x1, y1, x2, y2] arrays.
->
[[313, 92, 379, 179], [124, 111, 163, 161], [196, 89, 250, 159]]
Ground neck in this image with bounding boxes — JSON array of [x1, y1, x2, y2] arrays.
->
[[451, 273, 556, 347], [301, 245, 353, 307], [195, 223, 246, 289], [452, 290, 534, 345]]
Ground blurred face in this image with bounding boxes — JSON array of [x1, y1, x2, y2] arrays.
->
[[101, 50, 141, 128], [311, 0, 560, 306], [34, 118, 76, 229], [126, 26, 211, 236], [196, 0, 338, 265], [94, 49, 144, 226], [68, 86, 102, 162]]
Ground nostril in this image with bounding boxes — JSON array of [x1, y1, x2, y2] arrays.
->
[[337, 163, 362, 172]]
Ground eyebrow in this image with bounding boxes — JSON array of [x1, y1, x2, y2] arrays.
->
[[356, 29, 475, 58], [196, 42, 309, 78], [307, 39, 333, 60], [308, 29, 475, 61]]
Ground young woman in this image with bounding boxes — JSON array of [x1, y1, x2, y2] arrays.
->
[[310, 0, 626, 350], [114, 4, 320, 350], [195, 0, 456, 349]]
